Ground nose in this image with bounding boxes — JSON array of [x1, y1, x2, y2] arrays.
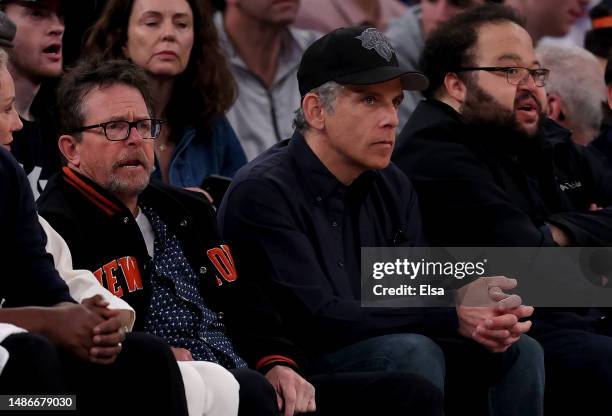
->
[[518, 71, 539, 92], [161, 19, 177, 41], [11, 110, 23, 133], [382, 103, 400, 130], [49, 13, 65, 36], [124, 124, 146, 145]]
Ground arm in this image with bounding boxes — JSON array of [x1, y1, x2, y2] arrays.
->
[[217, 117, 247, 178], [38, 215, 135, 330], [0, 149, 74, 308], [394, 137, 556, 247]]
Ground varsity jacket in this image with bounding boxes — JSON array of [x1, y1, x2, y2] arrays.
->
[[37, 167, 301, 372]]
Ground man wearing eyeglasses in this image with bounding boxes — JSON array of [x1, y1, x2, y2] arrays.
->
[[394, 4, 612, 415], [36, 58, 287, 416]]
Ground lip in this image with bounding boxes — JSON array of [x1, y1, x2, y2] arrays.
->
[[371, 140, 394, 148], [42, 42, 62, 61], [155, 50, 179, 58]]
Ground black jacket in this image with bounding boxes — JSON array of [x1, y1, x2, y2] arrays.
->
[[219, 131, 459, 364], [393, 99, 612, 333], [37, 167, 299, 372], [394, 99, 612, 247], [0, 148, 73, 307]]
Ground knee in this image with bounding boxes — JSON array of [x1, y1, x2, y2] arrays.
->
[[512, 335, 545, 369], [1, 333, 63, 393], [120, 332, 175, 364], [179, 361, 239, 416], [230, 368, 278, 416], [3, 333, 61, 369], [375, 334, 445, 370]]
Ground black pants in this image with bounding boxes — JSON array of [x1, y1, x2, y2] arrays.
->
[[311, 371, 444, 416], [537, 328, 612, 415], [229, 366, 443, 416], [0, 332, 188, 416]]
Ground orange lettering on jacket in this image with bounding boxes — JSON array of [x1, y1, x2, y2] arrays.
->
[[207, 245, 238, 285], [118, 256, 143, 293]]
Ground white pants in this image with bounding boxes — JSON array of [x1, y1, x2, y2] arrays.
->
[[177, 361, 239, 416]]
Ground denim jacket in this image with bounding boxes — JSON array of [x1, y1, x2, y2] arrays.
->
[[152, 117, 247, 188]]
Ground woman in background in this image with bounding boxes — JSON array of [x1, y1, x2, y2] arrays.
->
[[85, 0, 246, 195]]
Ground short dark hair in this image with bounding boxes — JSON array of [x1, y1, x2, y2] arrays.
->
[[57, 58, 155, 140], [420, 4, 525, 98]]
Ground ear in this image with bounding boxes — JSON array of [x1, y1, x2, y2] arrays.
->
[[442, 72, 467, 104], [58, 134, 81, 168], [302, 92, 326, 131], [546, 93, 566, 123]]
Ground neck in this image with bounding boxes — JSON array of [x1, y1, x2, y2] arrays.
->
[[224, 8, 285, 88], [117, 193, 140, 217], [304, 130, 362, 186], [438, 94, 462, 114], [147, 76, 174, 119], [9, 65, 41, 121]]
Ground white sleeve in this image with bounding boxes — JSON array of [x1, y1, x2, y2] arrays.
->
[[38, 215, 136, 330]]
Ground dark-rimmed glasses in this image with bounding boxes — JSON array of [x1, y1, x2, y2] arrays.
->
[[454, 66, 550, 87], [73, 119, 164, 141]]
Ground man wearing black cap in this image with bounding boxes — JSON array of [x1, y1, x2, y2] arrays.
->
[[219, 25, 544, 415]]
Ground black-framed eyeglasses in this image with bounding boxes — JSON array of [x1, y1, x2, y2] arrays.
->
[[454, 66, 550, 87], [73, 118, 165, 141]]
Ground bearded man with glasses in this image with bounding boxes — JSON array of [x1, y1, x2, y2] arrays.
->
[[394, 4, 612, 415]]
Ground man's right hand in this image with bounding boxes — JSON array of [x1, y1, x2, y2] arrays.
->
[[265, 365, 316, 416], [44, 302, 105, 361], [456, 276, 533, 352]]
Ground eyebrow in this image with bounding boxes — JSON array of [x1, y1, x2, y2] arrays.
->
[[140, 10, 191, 19], [496, 53, 540, 67]]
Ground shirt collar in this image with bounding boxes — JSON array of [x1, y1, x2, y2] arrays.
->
[[287, 130, 378, 202]]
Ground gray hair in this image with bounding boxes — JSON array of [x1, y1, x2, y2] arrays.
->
[[536, 44, 607, 139], [293, 81, 344, 133], [0, 48, 7, 69]]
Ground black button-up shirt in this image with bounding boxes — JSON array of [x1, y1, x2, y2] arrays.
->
[[219, 131, 458, 357]]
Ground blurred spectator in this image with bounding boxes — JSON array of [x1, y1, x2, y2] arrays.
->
[[294, 0, 406, 33], [537, 44, 607, 145], [585, 1, 612, 70], [85, 0, 246, 197], [1, 0, 65, 199], [386, 0, 488, 130], [505, 0, 590, 42], [217, 0, 318, 160], [591, 52, 612, 164]]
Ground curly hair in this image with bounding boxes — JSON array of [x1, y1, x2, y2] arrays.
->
[[84, 0, 236, 133]]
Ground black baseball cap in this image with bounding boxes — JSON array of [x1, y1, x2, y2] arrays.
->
[[297, 26, 429, 97]]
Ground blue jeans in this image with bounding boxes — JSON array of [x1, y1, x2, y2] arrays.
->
[[310, 333, 544, 416]]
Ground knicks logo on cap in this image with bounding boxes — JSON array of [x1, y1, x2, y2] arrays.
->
[[355, 28, 395, 62]]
